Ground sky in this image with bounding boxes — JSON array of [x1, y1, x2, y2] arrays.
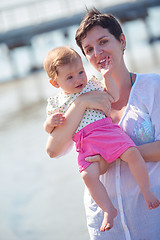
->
[[0, 0, 132, 9]]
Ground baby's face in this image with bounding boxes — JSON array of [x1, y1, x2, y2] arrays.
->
[[56, 57, 87, 95]]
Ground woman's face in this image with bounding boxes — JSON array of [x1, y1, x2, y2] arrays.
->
[[81, 26, 126, 72]]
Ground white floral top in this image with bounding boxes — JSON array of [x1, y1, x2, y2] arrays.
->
[[46, 76, 106, 134]]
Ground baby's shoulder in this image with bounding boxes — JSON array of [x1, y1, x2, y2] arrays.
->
[[87, 75, 104, 90]]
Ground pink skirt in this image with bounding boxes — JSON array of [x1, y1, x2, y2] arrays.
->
[[73, 118, 136, 173]]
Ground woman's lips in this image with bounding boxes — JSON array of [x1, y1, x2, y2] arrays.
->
[[98, 58, 106, 68]]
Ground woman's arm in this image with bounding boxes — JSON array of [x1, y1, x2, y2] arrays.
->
[[103, 73, 119, 102], [137, 75, 160, 162], [101, 57, 119, 102], [46, 96, 87, 158], [85, 140, 160, 172], [137, 140, 160, 162], [46, 90, 114, 158]]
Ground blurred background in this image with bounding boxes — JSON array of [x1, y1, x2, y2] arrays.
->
[[0, 0, 160, 239]]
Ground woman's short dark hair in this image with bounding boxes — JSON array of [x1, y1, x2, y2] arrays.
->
[[75, 8, 123, 55]]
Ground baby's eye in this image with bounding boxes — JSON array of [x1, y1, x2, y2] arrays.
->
[[79, 71, 84, 75], [67, 75, 73, 80]]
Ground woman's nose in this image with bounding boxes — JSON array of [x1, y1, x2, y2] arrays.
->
[[94, 45, 103, 57]]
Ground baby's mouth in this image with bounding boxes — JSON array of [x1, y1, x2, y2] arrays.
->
[[76, 84, 83, 88]]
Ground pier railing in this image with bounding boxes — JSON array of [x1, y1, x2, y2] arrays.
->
[[0, 0, 120, 33], [0, 0, 160, 49]]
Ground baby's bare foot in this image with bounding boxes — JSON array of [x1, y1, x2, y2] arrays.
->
[[100, 207, 117, 232], [143, 190, 160, 210]]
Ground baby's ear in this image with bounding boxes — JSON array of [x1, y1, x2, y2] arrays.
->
[[49, 79, 59, 88]]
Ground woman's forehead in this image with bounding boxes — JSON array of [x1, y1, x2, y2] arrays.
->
[[82, 26, 110, 46]]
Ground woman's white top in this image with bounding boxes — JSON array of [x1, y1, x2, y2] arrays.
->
[[84, 73, 160, 240]]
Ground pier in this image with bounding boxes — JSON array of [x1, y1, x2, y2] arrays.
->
[[0, 0, 160, 80], [0, 0, 160, 49]]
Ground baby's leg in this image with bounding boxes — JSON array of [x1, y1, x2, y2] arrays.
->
[[121, 147, 160, 209], [81, 162, 117, 231]]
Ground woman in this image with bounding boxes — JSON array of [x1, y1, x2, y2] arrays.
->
[[46, 9, 160, 240]]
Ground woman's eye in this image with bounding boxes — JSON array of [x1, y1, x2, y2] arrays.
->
[[100, 39, 107, 45], [86, 48, 93, 54]]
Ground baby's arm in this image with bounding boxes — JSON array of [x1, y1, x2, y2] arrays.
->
[[101, 57, 119, 102], [44, 113, 65, 134], [46, 91, 113, 158]]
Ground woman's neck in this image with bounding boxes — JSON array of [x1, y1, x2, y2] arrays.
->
[[111, 67, 132, 123], [113, 66, 131, 96], [114, 62, 130, 83]]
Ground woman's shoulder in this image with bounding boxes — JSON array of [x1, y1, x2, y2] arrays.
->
[[133, 73, 160, 93], [136, 73, 160, 86], [129, 73, 160, 105]]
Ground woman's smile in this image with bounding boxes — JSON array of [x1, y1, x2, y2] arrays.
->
[[98, 57, 107, 68]]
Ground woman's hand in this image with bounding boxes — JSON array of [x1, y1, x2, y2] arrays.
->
[[78, 90, 114, 117], [85, 155, 110, 175]]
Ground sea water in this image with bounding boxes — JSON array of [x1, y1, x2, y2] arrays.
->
[[0, 102, 89, 240]]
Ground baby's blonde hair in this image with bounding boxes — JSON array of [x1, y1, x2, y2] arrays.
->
[[43, 46, 81, 81]]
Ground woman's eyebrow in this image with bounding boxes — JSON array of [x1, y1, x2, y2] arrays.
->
[[98, 35, 108, 40], [84, 35, 108, 49], [83, 44, 89, 50]]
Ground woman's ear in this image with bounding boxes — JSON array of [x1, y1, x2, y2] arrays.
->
[[49, 79, 60, 88], [120, 33, 126, 52]]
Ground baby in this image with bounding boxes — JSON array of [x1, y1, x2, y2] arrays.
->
[[43, 46, 160, 232]]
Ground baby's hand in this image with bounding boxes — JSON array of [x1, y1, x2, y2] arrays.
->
[[100, 56, 112, 78], [44, 113, 65, 134], [49, 113, 65, 127]]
